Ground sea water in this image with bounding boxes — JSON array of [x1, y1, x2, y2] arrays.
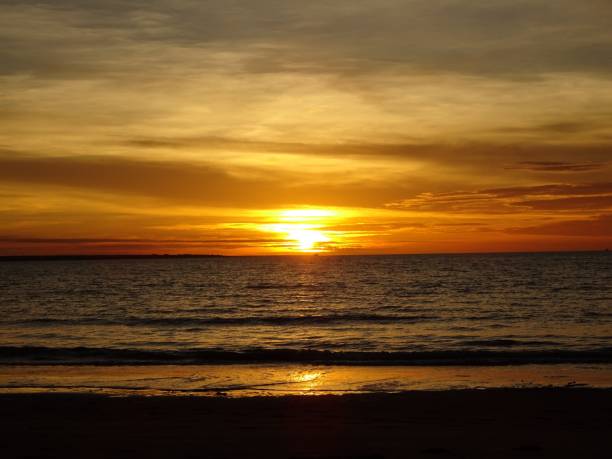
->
[[1, 253, 611, 394]]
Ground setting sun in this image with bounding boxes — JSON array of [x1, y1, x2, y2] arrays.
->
[[257, 208, 345, 253], [288, 227, 329, 252], [263, 223, 331, 252]]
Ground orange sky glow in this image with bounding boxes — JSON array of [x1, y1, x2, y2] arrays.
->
[[1, 1, 611, 255]]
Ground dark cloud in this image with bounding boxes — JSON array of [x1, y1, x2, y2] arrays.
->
[[0, 154, 269, 206], [2, 1, 612, 80], [496, 121, 612, 136], [510, 161, 607, 172], [539, 123, 599, 134], [0, 153, 413, 208], [0, 237, 283, 244], [0, 240, 277, 255], [483, 183, 612, 198], [121, 136, 612, 165]]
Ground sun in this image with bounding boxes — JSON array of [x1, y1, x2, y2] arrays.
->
[[258, 208, 343, 253], [287, 227, 329, 252]]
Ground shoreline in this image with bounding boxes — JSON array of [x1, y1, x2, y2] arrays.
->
[[2, 389, 611, 458], [2, 363, 611, 397]]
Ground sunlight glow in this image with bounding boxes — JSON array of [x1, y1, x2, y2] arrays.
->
[[280, 209, 337, 219], [288, 227, 329, 252], [257, 208, 344, 253], [264, 223, 330, 252]]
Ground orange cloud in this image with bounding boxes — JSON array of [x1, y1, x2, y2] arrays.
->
[[388, 183, 612, 213]]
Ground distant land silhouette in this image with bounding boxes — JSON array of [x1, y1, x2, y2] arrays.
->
[[0, 254, 224, 262]]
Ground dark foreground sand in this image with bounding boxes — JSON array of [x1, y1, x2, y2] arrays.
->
[[1, 389, 611, 459]]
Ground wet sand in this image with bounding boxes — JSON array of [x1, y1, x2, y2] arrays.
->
[[2, 363, 611, 396], [1, 389, 611, 458]]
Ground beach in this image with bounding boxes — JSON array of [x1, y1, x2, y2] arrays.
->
[[2, 389, 611, 459]]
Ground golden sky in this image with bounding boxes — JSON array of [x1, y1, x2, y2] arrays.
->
[[1, 0, 611, 255]]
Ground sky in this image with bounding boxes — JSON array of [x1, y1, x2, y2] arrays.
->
[[1, 0, 611, 255]]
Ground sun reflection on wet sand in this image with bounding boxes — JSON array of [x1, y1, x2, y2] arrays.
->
[[292, 371, 323, 383], [289, 370, 325, 393]]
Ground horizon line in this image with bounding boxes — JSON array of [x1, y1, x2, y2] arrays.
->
[[0, 249, 609, 261]]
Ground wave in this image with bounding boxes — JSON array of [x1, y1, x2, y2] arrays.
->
[[462, 339, 561, 347], [10, 313, 440, 327], [1, 346, 611, 366]]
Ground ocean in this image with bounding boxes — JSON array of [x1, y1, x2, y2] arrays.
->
[[1, 252, 611, 395]]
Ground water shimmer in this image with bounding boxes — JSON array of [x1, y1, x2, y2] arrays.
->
[[1, 253, 610, 368]]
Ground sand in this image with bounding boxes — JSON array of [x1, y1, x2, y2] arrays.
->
[[1, 389, 611, 458]]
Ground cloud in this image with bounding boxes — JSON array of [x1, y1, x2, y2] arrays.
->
[[388, 183, 612, 213], [509, 161, 607, 172], [0, 237, 283, 244], [3, 1, 612, 155], [0, 238, 285, 254], [2, 1, 612, 80], [1, 1, 611, 255], [3, 147, 609, 214], [0, 153, 414, 208], [0, 154, 268, 206], [483, 183, 612, 197], [120, 136, 612, 164], [497, 121, 607, 135]]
